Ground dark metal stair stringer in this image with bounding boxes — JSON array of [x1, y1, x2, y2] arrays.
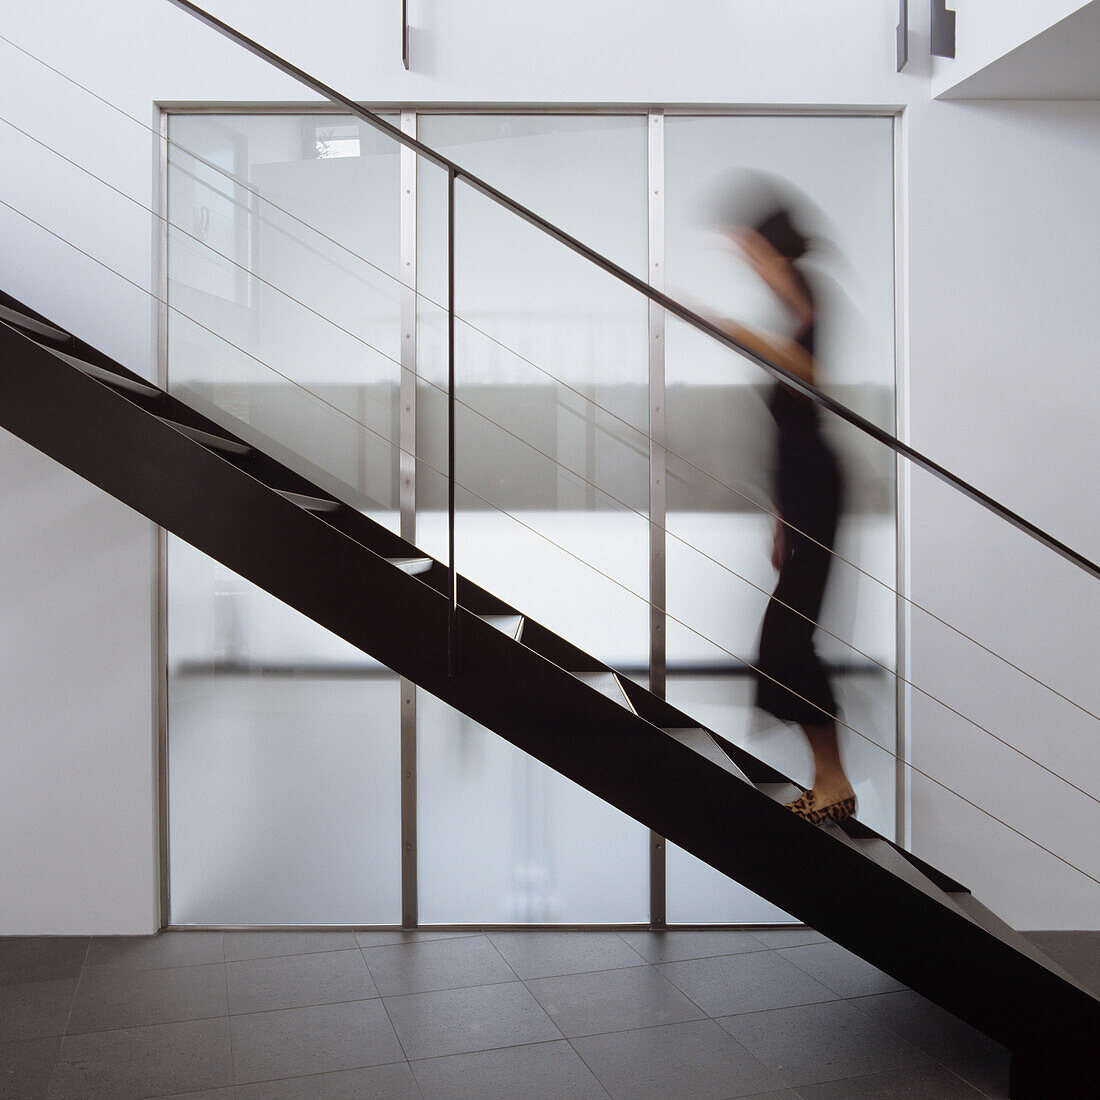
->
[[0, 312, 1095, 1097]]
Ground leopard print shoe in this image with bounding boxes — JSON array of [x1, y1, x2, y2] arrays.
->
[[783, 790, 814, 816], [785, 790, 857, 826]]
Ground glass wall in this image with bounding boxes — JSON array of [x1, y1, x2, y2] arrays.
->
[[165, 109, 896, 926], [165, 113, 404, 924]]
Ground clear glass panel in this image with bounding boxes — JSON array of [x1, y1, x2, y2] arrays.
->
[[417, 688, 649, 923], [167, 113, 403, 530], [415, 115, 651, 920], [662, 115, 897, 922], [167, 536, 401, 925]]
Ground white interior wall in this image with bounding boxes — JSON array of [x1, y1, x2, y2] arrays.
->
[[0, 0, 1096, 931], [930, 0, 1094, 98]]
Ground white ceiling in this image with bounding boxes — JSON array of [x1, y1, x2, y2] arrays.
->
[[941, 1, 1100, 99]]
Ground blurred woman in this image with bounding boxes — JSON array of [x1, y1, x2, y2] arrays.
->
[[713, 187, 855, 825]]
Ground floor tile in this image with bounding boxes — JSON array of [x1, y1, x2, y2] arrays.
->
[[355, 929, 480, 948], [223, 930, 360, 962], [657, 951, 836, 1017], [616, 930, 766, 964], [0, 1037, 60, 1100], [229, 999, 402, 1084], [233, 1061, 420, 1099], [67, 962, 227, 1034], [947, 1050, 1011, 1099], [227, 949, 377, 1014], [0, 938, 87, 985], [572, 1018, 783, 1099], [850, 990, 1003, 1063], [363, 934, 516, 995], [0, 979, 76, 1043], [489, 930, 646, 978], [83, 933, 225, 974], [777, 943, 906, 999], [791, 1062, 988, 1098], [147, 1090, 234, 1099], [412, 1038, 606, 1099], [731, 1093, 801, 1099], [747, 928, 827, 949], [48, 1017, 231, 1099], [526, 965, 705, 1038], [384, 981, 560, 1060], [717, 1000, 928, 1087]]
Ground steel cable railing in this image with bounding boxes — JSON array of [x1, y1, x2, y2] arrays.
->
[[6, 105, 1098, 816], [0, 63, 1097, 822], [3, 12, 1099, 897], [1, 26, 1093, 734], [164, 0, 1100, 585], [3, 189, 1098, 893]]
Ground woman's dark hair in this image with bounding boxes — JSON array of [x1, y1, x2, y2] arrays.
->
[[708, 170, 820, 260], [751, 207, 810, 260]]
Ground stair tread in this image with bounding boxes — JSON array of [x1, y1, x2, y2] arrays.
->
[[663, 728, 752, 783], [276, 489, 341, 512], [0, 301, 70, 342], [478, 614, 524, 640], [40, 344, 162, 399], [758, 781, 805, 804], [854, 838, 976, 921], [155, 416, 251, 455], [388, 556, 433, 575], [574, 670, 636, 713]]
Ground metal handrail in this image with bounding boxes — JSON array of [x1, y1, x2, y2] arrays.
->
[[165, 0, 1099, 583], [6, 187, 1098, 885]]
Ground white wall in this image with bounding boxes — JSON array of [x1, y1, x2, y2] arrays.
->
[[0, 0, 1097, 930], [931, 0, 1093, 98], [905, 97, 1100, 926], [0, 433, 159, 934]]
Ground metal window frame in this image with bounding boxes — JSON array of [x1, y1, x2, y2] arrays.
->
[[155, 104, 905, 929], [647, 108, 667, 929]]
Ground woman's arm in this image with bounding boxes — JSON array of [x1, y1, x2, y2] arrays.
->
[[714, 319, 817, 387]]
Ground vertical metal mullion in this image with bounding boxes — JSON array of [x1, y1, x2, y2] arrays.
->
[[447, 167, 457, 677], [648, 110, 667, 930], [399, 110, 418, 928], [892, 111, 911, 851], [156, 108, 171, 928]]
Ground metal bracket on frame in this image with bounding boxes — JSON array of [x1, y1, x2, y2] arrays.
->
[[931, 0, 956, 59]]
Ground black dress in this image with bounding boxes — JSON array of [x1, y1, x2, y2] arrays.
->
[[754, 319, 842, 727]]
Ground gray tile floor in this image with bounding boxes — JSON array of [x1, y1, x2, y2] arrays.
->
[[2, 927, 1094, 1099]]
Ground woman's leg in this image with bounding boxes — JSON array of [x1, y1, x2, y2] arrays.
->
[[801, 720, 853, 806]]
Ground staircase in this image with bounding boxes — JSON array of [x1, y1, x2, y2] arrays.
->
[[2, 289, 1096, 1097]]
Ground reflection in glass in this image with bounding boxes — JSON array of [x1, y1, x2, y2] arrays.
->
[[167, 113, 403, 531]]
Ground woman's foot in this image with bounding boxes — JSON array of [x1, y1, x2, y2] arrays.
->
[[784, 788, 857, 825]]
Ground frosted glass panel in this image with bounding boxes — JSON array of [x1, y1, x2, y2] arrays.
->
[[663, 115, 897, 923], [167, 536, 401, 925], [418, 689, 648, 923], [414, 116, 650, 921], [167, 113, 403, 530], [416, 115, 650, 666]]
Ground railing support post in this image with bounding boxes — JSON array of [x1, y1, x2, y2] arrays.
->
[[447, 165, 457, 677]]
